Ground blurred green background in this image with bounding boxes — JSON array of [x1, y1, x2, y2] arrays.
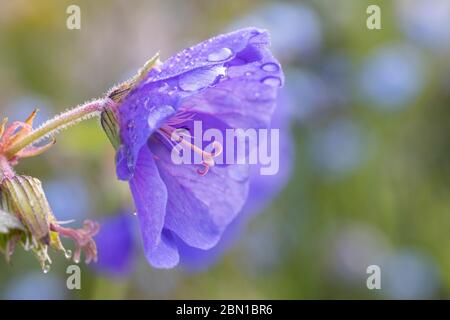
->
[[0, 0, 449, 299]]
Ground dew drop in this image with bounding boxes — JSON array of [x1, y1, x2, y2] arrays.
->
[[133, 212, 137, 216], [262, 76, 282, 87], [246, 89, 265, 102], [168, 86, 178, 96], [126, 152, 135, 173], [158, 82, 170, 93], [147, 105, 175, 128], [127, 120, 134, 131], [207, 47, 233, 62], [261, 63, 279, 72], [65, 250, 72, 260], [179, 65, 226, 92], [43, 264, 51, 274], [245, 71, 252, 76]]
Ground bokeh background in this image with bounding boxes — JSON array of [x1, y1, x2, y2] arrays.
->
[[0, 0, 449, 299]]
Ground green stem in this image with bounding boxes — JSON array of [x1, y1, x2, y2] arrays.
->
[[4, 99, 107, 159]]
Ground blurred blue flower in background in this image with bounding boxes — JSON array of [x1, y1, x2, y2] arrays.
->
[[4, 95, 53, 126], [319, 53, 353, 108], [230, 2, 322, 60], [45, 177, 91, 221], [396, 0, 450, 51], [383, 249, 441, 299], [94, 213, 137, 277], [4, 272, 67, 300], [327, 223, 390, 284], [310, 118, 365, 178], [359, 44, 426, 110], [287, 69, 330, 122], [237, 218, 284, 276]]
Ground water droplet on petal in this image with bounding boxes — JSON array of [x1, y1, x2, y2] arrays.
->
[[158, 82, 170, 93], [127, 120, 135, 131], [168, 86, 178, 96], [147, 105, 175, 128], [261, 63, 280, 72], [126, 149, 135, 174], [65, 250, 72, 260], [179, 66, 226, 92], [207, 47, 233, 62], [245, 71, 252, 76], [43, 264, 51, 274], [261, 76, 282, 87]]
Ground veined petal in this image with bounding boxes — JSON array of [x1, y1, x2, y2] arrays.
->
[[117, 100, 177, 180], [147, 229, 179, 268], [181, 31, 282, 129], [142, 27, 268, 84], [129, 147, 168, 254], [149, 141, 250, 250]]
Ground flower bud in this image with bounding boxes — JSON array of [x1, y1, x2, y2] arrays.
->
[[0, 174, 99, 271]]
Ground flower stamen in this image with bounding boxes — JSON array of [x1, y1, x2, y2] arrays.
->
[[159, 126, 222, 175], [49, 220, 100, 264]]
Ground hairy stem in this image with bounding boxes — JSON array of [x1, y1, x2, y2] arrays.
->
[[0, 155, 15, 180], [4, 99, 107, 159]]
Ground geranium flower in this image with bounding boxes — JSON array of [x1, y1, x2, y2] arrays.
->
[[94, 91, 294, 274], [102, 28, 284, 268]]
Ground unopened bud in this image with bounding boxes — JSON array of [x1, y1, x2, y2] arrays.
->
[[0, 175, 99, 270]]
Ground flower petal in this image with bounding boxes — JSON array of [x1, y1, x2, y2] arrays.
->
[[147, 229, 179, 268], [144, 27, 267, 83], [149, 141, 250, 250], [117, 102, 177, 180], [129, 146, 168, 254], [182, 31, 283, 130]]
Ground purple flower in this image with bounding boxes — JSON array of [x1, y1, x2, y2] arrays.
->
[[94, 91, 294, 275], [106, 28, 284, 268], [93, 213, 136, 276]]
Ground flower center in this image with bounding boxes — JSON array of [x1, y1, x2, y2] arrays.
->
[[157, 121, 222, 176]]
